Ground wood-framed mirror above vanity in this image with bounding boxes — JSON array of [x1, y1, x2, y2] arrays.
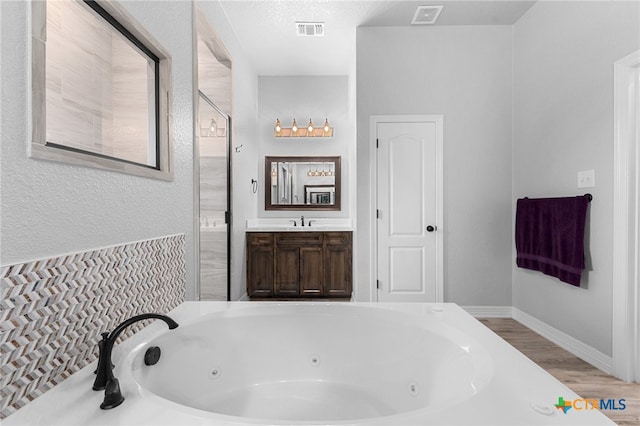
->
[[265, 156, 341, 211], [251, 155, 352, 300]]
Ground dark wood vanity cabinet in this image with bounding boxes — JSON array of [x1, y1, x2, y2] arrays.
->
[[247, 231, 352, 299]]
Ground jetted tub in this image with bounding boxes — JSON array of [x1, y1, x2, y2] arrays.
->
[[3, 302, 615, 425], [130, 304, 492, 423]]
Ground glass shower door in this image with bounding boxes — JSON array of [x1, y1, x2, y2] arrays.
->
[[198, 92, 230, 300]]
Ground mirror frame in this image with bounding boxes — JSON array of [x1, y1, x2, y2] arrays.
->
[[265, 156, 341, 211]]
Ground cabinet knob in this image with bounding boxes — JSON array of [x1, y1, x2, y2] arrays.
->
[[426, 225, 437, 232]]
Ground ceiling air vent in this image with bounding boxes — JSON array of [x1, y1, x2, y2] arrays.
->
[[296, 22, 325, 37], [411, 5, 444, 25]]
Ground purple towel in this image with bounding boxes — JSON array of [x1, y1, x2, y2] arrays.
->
[[515, 196, 590, 286]]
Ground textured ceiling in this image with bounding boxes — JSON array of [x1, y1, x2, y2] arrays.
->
[[217, 0, 536, 75]]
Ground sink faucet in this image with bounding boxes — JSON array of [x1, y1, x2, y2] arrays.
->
[[92, 313, 179, 409], [301, 215, 305, 227]]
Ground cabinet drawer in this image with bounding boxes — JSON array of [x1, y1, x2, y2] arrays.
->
[[247, 233, 274, 246], [275, 232, 323, 245], [325, 232, 352, 245]]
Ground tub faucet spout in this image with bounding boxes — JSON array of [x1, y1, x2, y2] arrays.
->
[[92, 313, 178, 409], [301, 215, 305, 226]]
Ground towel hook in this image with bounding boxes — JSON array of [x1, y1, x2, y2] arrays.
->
[[251, 179, 258, 194]]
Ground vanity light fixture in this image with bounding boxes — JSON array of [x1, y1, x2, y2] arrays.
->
[[307, 164, 334, 177], [274, 117, 333, 137]]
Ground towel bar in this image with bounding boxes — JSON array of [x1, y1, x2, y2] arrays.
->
[[523, 193, 592, 202]]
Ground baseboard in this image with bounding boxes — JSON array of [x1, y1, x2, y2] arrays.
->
[[512, 308, 613, 375], [462, 305, 513, 318]]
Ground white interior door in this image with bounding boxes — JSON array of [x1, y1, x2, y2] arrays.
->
[[375, 116, 443, 302]]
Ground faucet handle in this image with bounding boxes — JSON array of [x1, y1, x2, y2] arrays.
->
[[94, 332, 112, 375], [100, 378, 125, 409], [289, 219, 297, 227]]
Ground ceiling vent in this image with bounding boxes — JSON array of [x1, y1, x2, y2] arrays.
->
[[296, 22, 325, 37], [411, 5, 444, 25]]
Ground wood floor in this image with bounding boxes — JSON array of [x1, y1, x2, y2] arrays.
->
[[480, 318, 640, 425]]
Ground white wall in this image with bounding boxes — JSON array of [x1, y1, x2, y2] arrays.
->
[[0, 1, 197, 296], [356, 26, 514, 304], [196, 1, 259, 301], [257, 75, 351, 219], [512, 1, 640, 356]]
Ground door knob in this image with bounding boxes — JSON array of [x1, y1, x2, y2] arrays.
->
[[426, 225, 437, 232]]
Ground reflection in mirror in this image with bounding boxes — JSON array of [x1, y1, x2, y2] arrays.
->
[[265, 156, 341, 211], [46, 0, 159, 167]]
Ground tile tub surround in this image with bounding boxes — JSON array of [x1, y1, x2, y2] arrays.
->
[[0, 235, 186, 419], [2, 302, 615, 425]]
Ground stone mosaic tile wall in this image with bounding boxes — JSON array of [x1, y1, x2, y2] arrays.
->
[[0, 234, 185, 418]]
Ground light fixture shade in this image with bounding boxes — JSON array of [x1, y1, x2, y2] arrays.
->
[[291, 118, 298, 134], [274, 118, 281, 133], [322, 118, 333, 137], [209, 118, 217, 136], [307, 118, 314, 135]]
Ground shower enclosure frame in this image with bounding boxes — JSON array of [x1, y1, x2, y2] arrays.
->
[[197, 90, 232, 301]]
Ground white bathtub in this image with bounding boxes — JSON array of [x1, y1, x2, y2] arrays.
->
[[131, 304, 492, 423], [4, 302, 615, 425]]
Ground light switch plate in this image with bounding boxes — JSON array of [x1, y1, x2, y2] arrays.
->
[[577, 169, 595, 188]]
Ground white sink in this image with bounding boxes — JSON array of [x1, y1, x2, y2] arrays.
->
[[247, 226, 330, 232], [245, 219, 353, 233]]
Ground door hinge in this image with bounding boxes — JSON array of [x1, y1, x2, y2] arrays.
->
[[376, 138, 379, 148], [376, 209, 380, 219], [376, 280, 380, 289], [225, 211, 231, 224]]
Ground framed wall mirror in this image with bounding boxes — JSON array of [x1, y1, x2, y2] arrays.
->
[[265, 156, 341, 211]]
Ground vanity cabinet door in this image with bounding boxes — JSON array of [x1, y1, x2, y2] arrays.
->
[[324, 232, 352, 297], [246, 233, 274, 298], [300, 246, 324, 296], [274, 246, 299, 296]]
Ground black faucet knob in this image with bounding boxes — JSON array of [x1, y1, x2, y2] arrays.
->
[[100, 378, 125, 409]]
